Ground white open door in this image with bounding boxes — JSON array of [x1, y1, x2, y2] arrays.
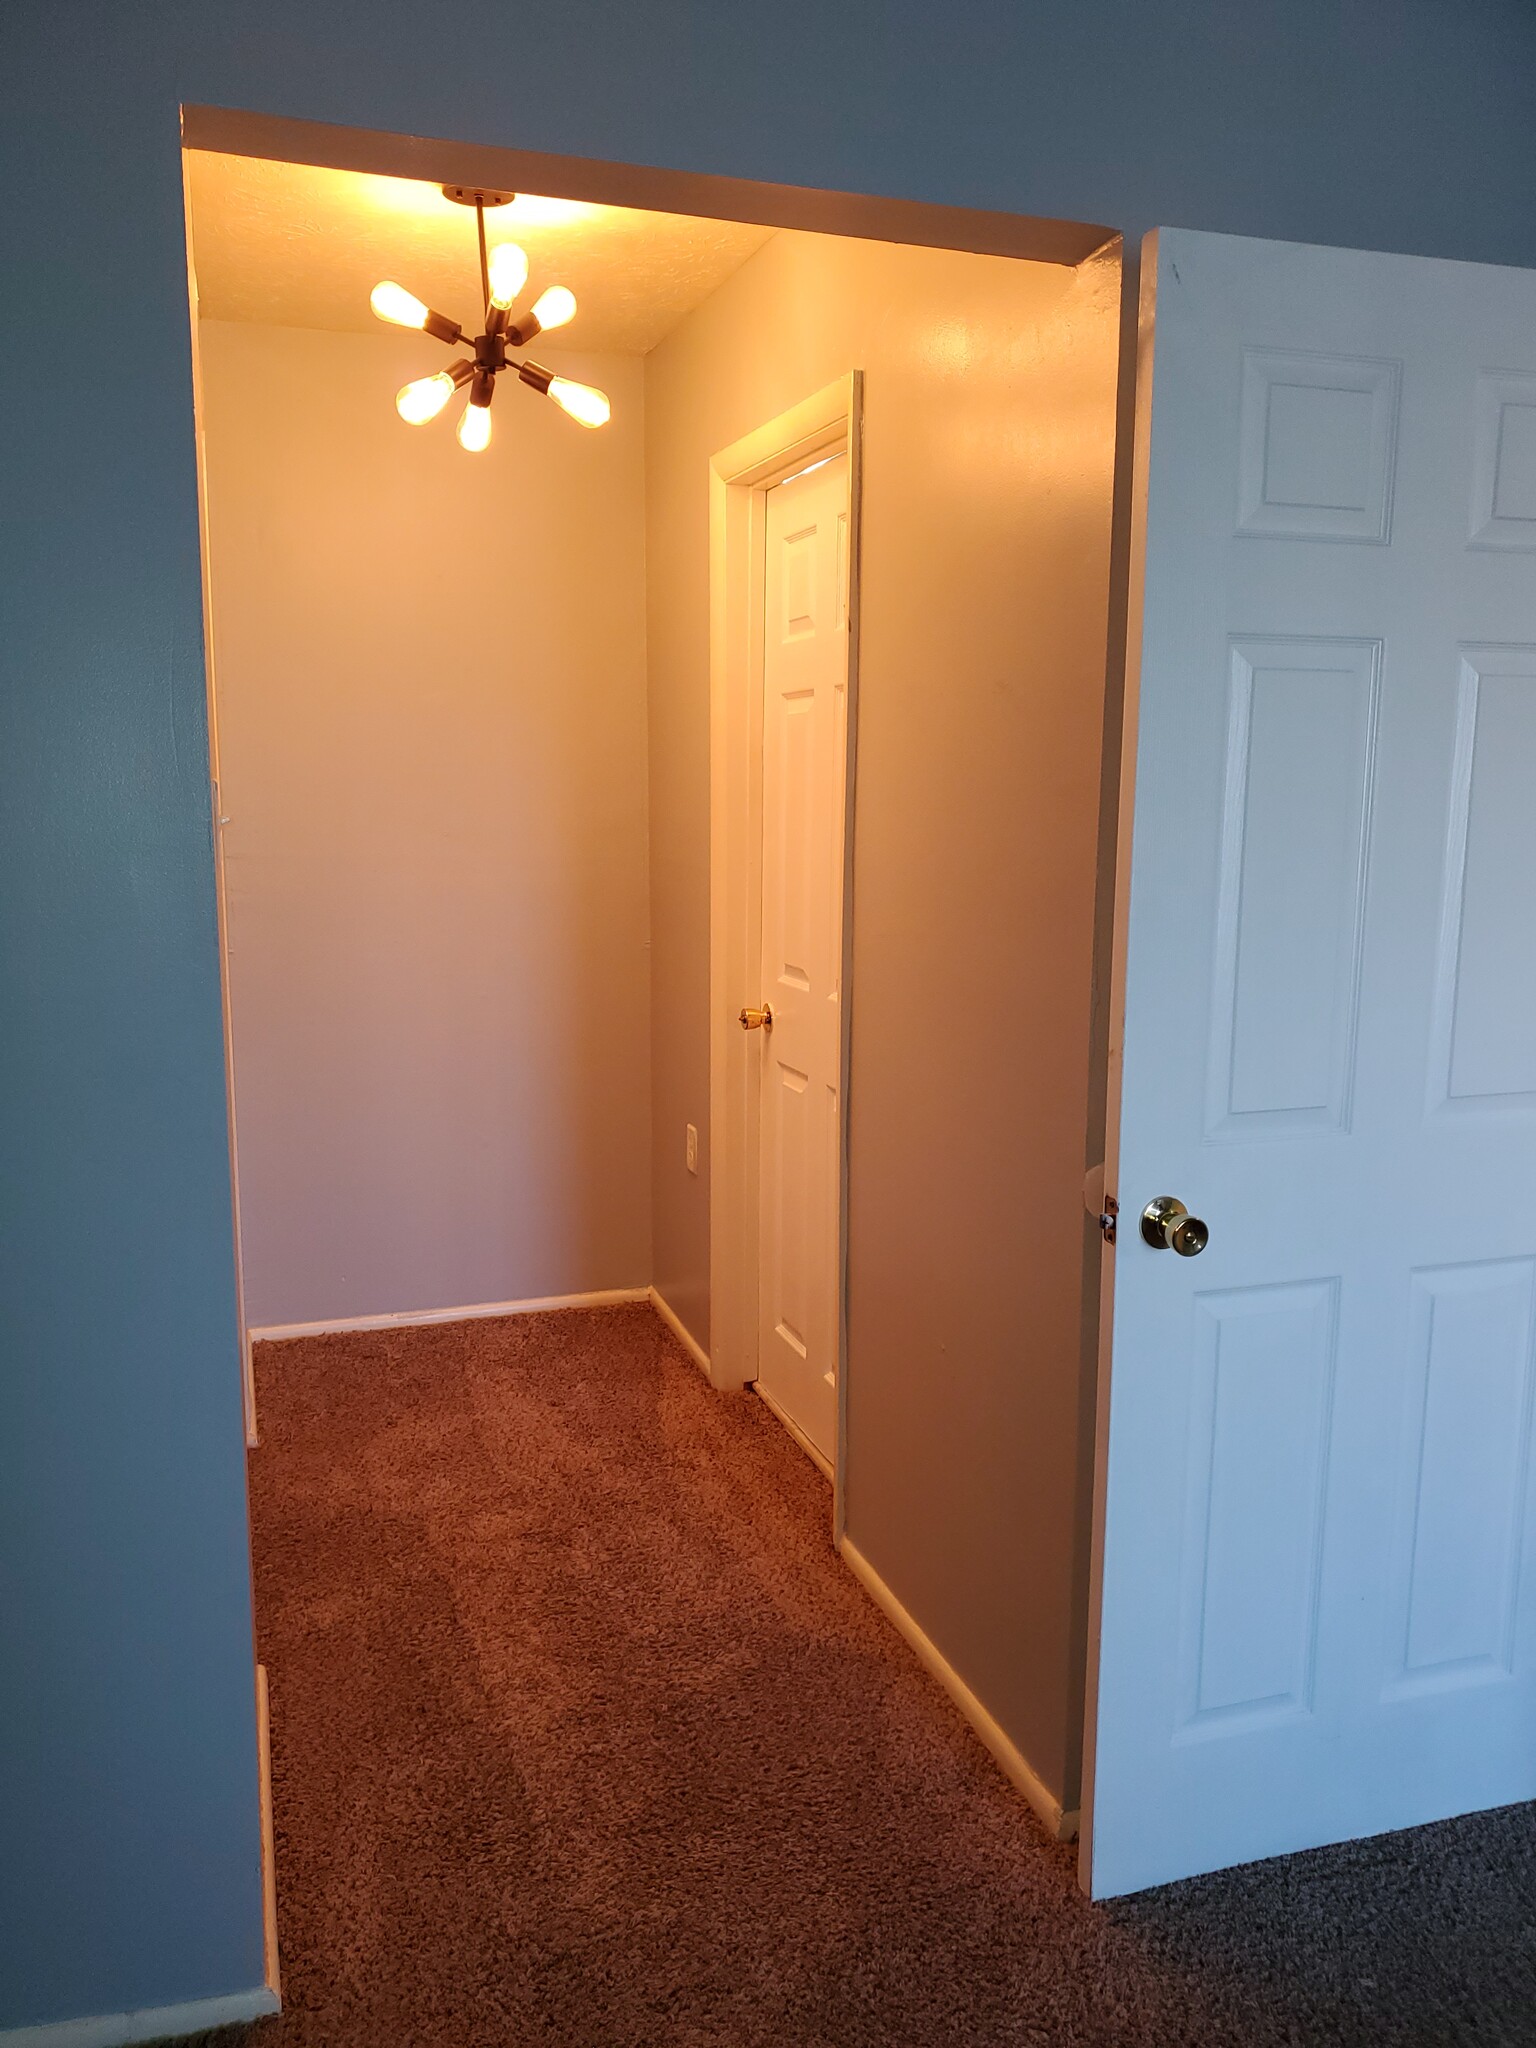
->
[[1086, 228, 1536, 1896]]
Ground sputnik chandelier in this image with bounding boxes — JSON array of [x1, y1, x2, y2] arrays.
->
[[371, 186, 610, 454]]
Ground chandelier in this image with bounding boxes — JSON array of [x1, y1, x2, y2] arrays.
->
[[370, 186, 611, 454]]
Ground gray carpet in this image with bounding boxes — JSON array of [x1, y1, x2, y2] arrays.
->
[[186, 1303, 1536, 2046]]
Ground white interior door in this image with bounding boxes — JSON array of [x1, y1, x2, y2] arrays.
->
[[1088, 228, 1536, 1897], [754, 452, 849, 1465]]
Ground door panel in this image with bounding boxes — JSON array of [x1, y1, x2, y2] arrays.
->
[[1209, 637, 1379, 1134], [1431, 649, 1536, 1108], [1388, 1259, 1536, 1692], [1088, 229, 1536, 1896], [756, 455, 848, 1462], [1177, 1278, 1337, 1736]]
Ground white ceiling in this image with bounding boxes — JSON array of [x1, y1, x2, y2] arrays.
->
[[186, 152, 777, 355]]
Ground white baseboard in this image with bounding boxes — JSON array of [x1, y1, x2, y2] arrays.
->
[[839, 1537, 1079, 1843], [250, 1287, 650, 1344], [648, 1287, 710, 1376], [256, 1665, 281, 2004], [752, 1380, 835, 1481], [243, 1329, 259, 1450], [0, 1985, 281, 2048]]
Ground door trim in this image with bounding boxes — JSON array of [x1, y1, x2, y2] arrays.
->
[[708, 375, 863, 1532], [1078, 229, 1161, 1897], [183, 163, 256, 1449]]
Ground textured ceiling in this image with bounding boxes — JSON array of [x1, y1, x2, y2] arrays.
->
[[185, 153, 777, 354]]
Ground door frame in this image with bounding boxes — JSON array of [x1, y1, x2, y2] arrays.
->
[[707, 374, 863, 1524], [183, 165, 258, 1449], [187, 100, 1128, 1856], [1078, 231, 1159, 1893]]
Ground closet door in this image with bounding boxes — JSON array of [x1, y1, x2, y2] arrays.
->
[[754, 453, 849, 1467]]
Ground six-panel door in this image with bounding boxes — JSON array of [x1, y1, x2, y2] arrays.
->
[[1089, 228, 1536, 1896], [755, 454, 850, 1464]]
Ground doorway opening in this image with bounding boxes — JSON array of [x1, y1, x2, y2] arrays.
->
[[181, 109, 1124, 1953]]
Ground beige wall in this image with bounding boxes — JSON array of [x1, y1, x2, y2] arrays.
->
[[644, 231, 1119, 1806], [199, 321, 651, 1327]]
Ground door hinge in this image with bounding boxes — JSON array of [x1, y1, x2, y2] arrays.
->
[[1099, 1195, 1118, 1246]]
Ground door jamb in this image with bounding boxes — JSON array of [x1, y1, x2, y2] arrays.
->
[[707, 373, 863, 1537], [183, 161, 257, 1448], [1076, 228, 1161, 1896]]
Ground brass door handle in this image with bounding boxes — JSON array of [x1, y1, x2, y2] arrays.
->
[[739, 1004, 773, 1031], [1140, 1196, 1209, 1257]]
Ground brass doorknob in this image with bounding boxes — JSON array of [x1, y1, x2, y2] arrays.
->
[[739, 1004, 773, 1031], [1140, 1196, 1209, 1257]]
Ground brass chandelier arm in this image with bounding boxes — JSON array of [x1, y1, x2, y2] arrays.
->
[[474, 198, 491, 320]]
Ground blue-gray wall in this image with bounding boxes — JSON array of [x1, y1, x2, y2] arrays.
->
[[3, 0, 1534, 2029]]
